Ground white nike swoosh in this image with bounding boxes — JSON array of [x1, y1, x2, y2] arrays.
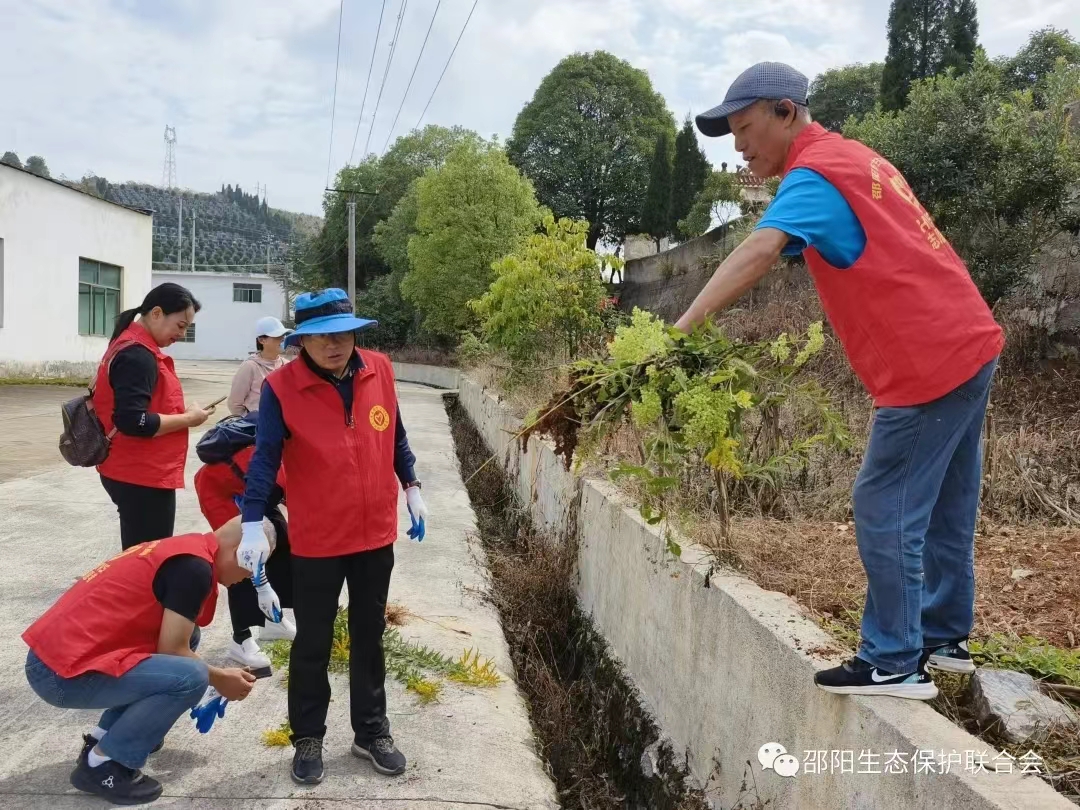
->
[[870, 668, 904, 683]]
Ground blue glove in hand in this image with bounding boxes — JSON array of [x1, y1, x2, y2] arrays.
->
[[254, 559, 282, 623], [406, 486, 428, 542], [191, 687, 228, 734]]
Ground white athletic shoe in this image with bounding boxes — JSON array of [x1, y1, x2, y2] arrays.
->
[[226, 637, 272, 677], [259, 615, 297, 642]]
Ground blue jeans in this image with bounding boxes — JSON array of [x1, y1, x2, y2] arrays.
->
[[853, 358, 997, 674], [25, 630, 207, 769]]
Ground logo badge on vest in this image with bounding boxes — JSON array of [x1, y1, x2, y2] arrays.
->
[[369, 405, 390, 432]]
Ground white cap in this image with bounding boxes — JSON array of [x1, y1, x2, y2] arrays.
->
[[254, 315, 291, 339]]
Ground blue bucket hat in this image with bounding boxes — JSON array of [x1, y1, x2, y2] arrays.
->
[[284, 288, 377, 348], [696, 62, 809, 138]]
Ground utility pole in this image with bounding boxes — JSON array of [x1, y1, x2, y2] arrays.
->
[[347, 195, 356, 304], [265, 235, 271, 276], [177, 196, 183, 271], [190, 204, 196, 272]]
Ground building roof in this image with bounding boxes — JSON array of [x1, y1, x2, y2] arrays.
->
[[732, 171, 771, 189], [0, 162, 154, 216]]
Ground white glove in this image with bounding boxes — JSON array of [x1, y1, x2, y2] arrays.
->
[[256, 581, 283, 624], [406, 486, 428, 541], [237, 521, 270, 575]]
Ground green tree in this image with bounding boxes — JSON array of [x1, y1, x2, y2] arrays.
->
[[507, 51, 675, 249], [670, 119, 710, 241], [809, 63, 884, 131], [882, 0, 979, 110], [312, 125, 479, 291], [355, 274, 416, 348], [846, 54, 1080, 304], [941, 0, 979, 74], [640, 132, 674, 249], [472, 216, 613, 366], [401, 141, 542, 338], [25, 155, 50, 178], [0, 151, 21, 169], [678, 170, 742, 239], [1001, 27, 1080, 108]]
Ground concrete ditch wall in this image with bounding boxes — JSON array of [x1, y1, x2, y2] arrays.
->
[[397, 365, 1069, 810]]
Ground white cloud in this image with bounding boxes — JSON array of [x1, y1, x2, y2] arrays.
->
[[0, 0, 1072, 215]]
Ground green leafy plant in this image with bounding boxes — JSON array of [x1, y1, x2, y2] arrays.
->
[[471, 215, 617, 370], [971, 634, 1080, 686], [523, 309, 848, 538]]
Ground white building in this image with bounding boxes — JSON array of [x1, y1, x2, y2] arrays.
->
[[152, 269, 286, 361], [0, 163, 153, 375]]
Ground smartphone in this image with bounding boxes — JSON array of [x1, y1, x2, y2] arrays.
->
[[206, 394, 228, 410]]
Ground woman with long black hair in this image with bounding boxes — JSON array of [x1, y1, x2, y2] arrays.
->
[[93, 282, 213, 549]]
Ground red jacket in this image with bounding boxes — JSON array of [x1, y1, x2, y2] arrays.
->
[[22, 534, 219, 678], [93, 324, 189, 488], [786, 124, 1003, 406], [194, 445, 287, 531], [267, 349, 399, 557]]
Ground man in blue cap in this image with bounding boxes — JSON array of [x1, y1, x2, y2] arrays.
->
[[239, 288, 430, 783], [678, 63, 1002, 700]]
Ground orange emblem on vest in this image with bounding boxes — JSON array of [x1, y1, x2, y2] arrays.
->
[[369, 405, 390, 432]]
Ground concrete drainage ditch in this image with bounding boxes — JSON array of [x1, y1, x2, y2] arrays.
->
[[446, 393, 718, 810]]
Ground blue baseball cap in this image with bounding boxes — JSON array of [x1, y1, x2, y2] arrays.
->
[[696, 62, 809, 138], [284, 288, 377, 348]]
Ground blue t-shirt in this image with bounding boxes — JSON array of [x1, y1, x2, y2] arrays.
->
[[755, 168, 866, 269]]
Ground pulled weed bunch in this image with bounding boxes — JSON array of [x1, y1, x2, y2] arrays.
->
[[524, 309, 849, 538]]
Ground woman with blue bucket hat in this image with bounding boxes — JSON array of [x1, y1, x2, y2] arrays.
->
[[238, 288, 429, 784]]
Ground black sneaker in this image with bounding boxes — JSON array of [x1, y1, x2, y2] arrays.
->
[[814, 656, 938, 700], [291, 737, 325, 785], [925, 638, 976, 674], [69, 757, 163, 805], [352, 735, 406, 776], [77, 734, 96, 765]]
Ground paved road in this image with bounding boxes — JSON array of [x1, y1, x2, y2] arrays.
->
[[0, 362, 557, 809]]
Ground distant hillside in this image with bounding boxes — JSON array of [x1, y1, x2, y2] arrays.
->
[[1, 151, 321, 277], [106, 182, 319, 273]]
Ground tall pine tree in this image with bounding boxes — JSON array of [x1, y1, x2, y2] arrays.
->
[[639, 131, 674, 250], [670, 118, 711, 242], [881, 0, 979, 110], [941, 0, 979, 75]]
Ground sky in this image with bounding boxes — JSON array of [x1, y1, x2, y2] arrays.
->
[[1, 0, 1075, 216]]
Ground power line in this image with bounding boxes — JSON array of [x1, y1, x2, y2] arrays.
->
[[380, 0, 441, 156], [361, 0, 409, 159], [353, 0, 478, 227], [348, 0, 389, 165], [415, 0, 477, 129], [324, 0, 346, 188]]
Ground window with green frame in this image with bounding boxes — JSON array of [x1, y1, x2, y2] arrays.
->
[[78, 259, 122, 336]]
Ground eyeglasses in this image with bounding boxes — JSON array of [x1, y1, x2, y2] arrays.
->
[[303, 331, 355, 346]]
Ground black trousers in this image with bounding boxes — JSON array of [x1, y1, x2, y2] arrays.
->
[[227, 507, 295, 639], [99, 475, 176, 550], [289, 543, 394, 744]]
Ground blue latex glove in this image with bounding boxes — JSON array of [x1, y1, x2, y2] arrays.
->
[[190, 687, 228, 734], [406, 486, 427, 542]]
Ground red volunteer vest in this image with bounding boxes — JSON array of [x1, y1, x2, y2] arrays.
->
[[22, 534, 219, 678], [267, 349, 399, 557], [194, 446, 287, 531], [785, 124, 1004, 406], [93, 324, 189, 488]]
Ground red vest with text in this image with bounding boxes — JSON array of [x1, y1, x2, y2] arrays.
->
[[22, 534, 219, 678], [93, 324, 189, 488], [194, 446, 287, 531], [267, 349, 399, 557], [785, 124, 1004, 406]]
